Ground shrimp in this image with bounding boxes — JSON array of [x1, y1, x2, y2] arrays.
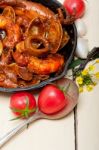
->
[[0, 15, 21, 48], [27, 54, 64, 75]]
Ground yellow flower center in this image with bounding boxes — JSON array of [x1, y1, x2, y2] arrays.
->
[[76, 76, 83, 85], [88, 65, 95, 71], [81, 69, 88, 76], [86, 85, 93, 91], [95, 72, 99, 79]]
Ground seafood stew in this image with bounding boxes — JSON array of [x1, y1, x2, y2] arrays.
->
[[0, 0, 77, 92]]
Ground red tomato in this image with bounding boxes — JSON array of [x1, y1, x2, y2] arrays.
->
[[63, 0, 85, 18], [38, 85, 68, 115], [10, 92, 36, 118]]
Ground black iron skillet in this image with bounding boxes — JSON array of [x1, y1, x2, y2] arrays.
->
[[0, 0, 77, 92]]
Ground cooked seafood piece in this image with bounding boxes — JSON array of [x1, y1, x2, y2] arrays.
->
[[24, 35, 50, 57], [26, 17, 63, 54], [0, 15, 21, 48], [0, 0, 54, 18], [0, 64, 18, 88], [0, 49, 12, 65], [2, 6, 15, 23], [8, 63, 33, 81], [12, 51, 29, 67], [0, 40, 3, 56], [28, 54, 64, 75], [60, 30, 70, 49]]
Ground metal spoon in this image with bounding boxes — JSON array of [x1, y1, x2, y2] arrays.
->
[[0, 78, 79, 148]]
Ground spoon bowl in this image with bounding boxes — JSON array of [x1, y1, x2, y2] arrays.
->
[[39, 78, 79, 119]]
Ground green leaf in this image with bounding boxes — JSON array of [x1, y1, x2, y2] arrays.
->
[[24, 111, 29, 119], [58, 83, 70, 96], [69, 59, 84, 69], [28, 108, 37, 113], [10, 115, 24, 121], [10, 107, 23, 113]]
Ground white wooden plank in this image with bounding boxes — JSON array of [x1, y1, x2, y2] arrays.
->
[[0, 93, 75, 150], [77, 84, 99, 150], [77, 0, 99, 149]]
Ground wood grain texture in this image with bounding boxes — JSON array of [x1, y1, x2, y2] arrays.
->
[[76, 0, 99, 149]]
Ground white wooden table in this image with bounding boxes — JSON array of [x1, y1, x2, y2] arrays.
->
[[0, 0, 99, 149]]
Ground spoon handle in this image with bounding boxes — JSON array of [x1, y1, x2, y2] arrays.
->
[[0, 113, 40, 148]]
